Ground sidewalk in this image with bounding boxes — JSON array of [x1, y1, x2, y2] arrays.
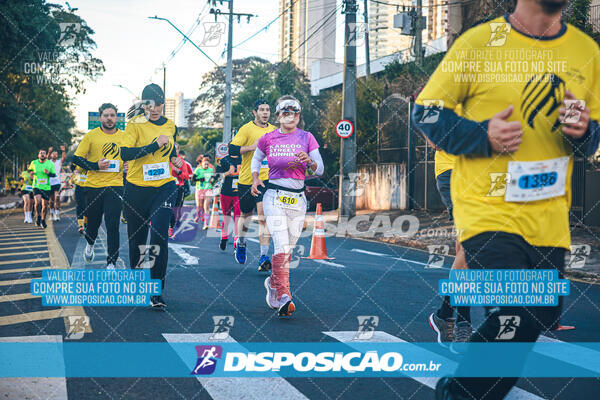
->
[[0, 194, 21, 210], [304, 208, 600, 284]]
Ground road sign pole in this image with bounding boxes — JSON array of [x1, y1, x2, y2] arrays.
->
[[339, 0, 358, 220]]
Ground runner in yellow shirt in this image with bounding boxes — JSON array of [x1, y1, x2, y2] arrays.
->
[[413, 1, 600, 397], [228, 99, 276, 271]]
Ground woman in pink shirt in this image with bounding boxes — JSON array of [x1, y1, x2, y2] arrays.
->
[[251, 95, 324, 317]]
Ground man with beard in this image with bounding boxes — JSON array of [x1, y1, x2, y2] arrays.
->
[[28, 149, 56, 228], [412, 0, 600, 398], [73, 103, 125, 269]]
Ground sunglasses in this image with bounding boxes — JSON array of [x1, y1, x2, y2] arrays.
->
[[280, 109, 300, 117]]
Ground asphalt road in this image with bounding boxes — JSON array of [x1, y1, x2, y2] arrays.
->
[[0, 205, 599, 399]]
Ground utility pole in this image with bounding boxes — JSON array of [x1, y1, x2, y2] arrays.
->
[[363, 0, 370, 77], [339, 0, 358, 219], [414, 0, 423, 66], [162, 63, 166, 115], [210, 0, 255, 143]]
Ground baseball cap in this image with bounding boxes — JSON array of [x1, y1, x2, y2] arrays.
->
[[141, 83, 165, 105]]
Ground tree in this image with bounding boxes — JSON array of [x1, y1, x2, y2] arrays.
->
[[0, 0, 104, 166]]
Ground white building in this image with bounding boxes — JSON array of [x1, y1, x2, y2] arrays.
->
[[164, 93, 192, 127]]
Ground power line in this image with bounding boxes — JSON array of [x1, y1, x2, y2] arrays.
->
[[288, 4, 342, 59]]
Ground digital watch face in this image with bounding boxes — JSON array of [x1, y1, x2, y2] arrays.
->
[[4, 1, 599, 399]]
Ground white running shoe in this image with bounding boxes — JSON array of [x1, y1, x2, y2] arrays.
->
[[84, 243, 95, 263], [106, 263, 116, 270], [55, 211, 60, 221], [264, 276, 278, 309]]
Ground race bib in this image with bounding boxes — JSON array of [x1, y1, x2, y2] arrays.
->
[[232, 178, 238, 189], [505, 156, 569, 202], [99, 160, 120, 173], [25, 185, 33, 191], [143, 162, 170, 181], [37, 178, 48, 185], [49, 176, 60, 186], [79, 174, 87, 183], [274, 190, 303, 211]]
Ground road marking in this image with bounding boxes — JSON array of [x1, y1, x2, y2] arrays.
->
[[0, 238, 46, 243], [0, 250, 49, 257], [0, 266, 51, 274], [312, 259, 346, 268], [0, 308, 82, 327], [351, 248, 450, 269], [0, 257, 50, 265], [170, 243, 199, 265], [535, 335, 600, 374], [323, 331, 543, 400], [0, 278, 32, 286], [246, 238, 260, 244], [0, 244, 47, 251], [45, 218, 91, 335], [163, 333, 309, 400], [0, 292, 39, 303], [0, 335, 67, 400]]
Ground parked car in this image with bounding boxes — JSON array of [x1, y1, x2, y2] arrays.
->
[[305, 177, 338, 211]]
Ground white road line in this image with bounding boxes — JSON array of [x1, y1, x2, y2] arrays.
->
[[163, 333, 308, 400], [169, 244, 199, 265], [535, 335, 600, 374], [323, 331, 544, 400], [312, 259, 346, 268], [0, 335, 67, 400], [351, 248, 448, 269]]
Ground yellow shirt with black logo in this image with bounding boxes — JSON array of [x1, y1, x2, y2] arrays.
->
[[416, 17, 600, 249], [122, 115, 176, 187], [74, 127, 124, 188], [231, 121, 276, 185]]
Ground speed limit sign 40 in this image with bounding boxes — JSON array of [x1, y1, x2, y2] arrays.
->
[[335, 119, 354, 139]]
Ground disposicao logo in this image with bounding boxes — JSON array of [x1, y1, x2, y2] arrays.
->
[[191, 345, 222, 375]]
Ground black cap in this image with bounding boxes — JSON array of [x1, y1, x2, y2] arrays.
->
[[253, 98, 269, 110], [141, 83, 165, 105]]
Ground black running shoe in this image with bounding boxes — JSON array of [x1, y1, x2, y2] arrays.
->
[[435, 377, 470, 400], [36, 215, 41, 227], [277, 295, 295, 317], [41, 219, 47, 229], [150, 295, 166, 309], [219, 238, 227, 251]]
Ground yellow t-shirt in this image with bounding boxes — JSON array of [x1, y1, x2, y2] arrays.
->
[[72, 166, 88, 187], [416, 17, 600, 249], [122, 115, 176, 187], [231, 121, 276, 185], [74, 127, 124, 188], [434, 150, 456, 177]]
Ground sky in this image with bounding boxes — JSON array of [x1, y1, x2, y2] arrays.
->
[[70, 0, 364, 131], [71, 0, 282, 130]]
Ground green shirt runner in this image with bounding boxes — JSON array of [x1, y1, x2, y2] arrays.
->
[[194, 167, 214, 190], [28, 159, 56, 191]]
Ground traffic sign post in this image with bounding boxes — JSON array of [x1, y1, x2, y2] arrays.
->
[[215, 142, 229, 160], [335, 119, 354, 139]]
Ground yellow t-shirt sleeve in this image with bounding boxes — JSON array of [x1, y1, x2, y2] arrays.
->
[[230, 125, 248, 147], [416, 35, 471, 110], [586, 49, 600, 123], [122, 122, 138, 148], [74, 134, 90, 157]]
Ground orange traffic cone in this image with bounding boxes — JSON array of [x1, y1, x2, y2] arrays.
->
[[304, 203, 334, 260], [208, 195, 222, 229]]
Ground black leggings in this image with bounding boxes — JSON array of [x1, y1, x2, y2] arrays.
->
[[75, 185, 86, 220], [170, 185, 186, 228], [447, 231, 565, 400], [84, 186, 123, 265], [124, 181, 176, 289]]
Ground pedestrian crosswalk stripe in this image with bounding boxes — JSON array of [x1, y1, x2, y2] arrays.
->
[[322, 331, 544, 400], [0, 266, 51, 274], [0, 238, 46, 243], [0, 257, 50, 265], [163, 333, 309, 400], [0, 250, 49, 257], [0, 278, 32, 286], [0, 308, 83, 327], [0, 244, 47, 251], [0, 292, 39, 303], [0, 232, 46, 237]]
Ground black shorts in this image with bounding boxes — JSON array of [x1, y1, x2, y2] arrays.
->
[[33, 188, 51, 200], [237, 181, 268, 214], [50, 184, 60, 193], [21, 190, 34, 199]]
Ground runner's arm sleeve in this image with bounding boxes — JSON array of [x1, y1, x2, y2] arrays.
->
[[229, 125, 247, 156], [120, 142, 160, 161], [568, 120, 600, 156], [410, 35, 490, 157], [251, 148, 266, 174], [308, 148, 324, 176], [72, 156, 99, 171]]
